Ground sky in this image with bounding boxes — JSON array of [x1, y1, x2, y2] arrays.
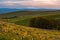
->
[[0, 0, 60, 9]]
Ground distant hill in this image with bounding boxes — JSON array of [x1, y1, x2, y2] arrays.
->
[[0, 8, 59, 14], [0, 10, 60, 18]]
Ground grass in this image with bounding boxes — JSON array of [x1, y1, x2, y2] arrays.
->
[[0, 21, 60, 40], [14, 18, 30, 26], [0, 10, 60, 40], [1, 13, 60, 26]]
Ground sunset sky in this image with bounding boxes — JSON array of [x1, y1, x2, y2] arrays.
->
[[0, 0, 60, 9]]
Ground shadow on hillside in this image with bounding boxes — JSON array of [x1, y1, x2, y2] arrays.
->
[[29, 17, 60, 30]]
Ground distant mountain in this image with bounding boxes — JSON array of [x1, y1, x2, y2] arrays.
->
[[0, 8, 59, 14], [20, 7, 60, 10], [0, 8, 21, 14]]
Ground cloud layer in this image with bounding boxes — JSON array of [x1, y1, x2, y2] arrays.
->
[[0, 0, 60, 8]]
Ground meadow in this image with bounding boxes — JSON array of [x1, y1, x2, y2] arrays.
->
[[0, 10, 60, 40], [1, 11, 60, 26], [0, 21, 60, 40]]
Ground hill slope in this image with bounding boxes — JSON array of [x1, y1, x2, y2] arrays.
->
[[0, 10, 60, 27], [0, 21, 60, 40], [0, 10, 60, 18]]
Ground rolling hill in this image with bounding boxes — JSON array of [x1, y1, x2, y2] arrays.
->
[[0, 9, 60, 40], [0, 10, 60, 18], [0, 10, 60, 26], [0, 21, 60, 40]]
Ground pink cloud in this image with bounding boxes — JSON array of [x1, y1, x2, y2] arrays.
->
[[0, 0, 60, 8]]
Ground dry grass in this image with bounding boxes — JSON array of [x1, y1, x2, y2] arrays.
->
[[0, 21, 60, 40]]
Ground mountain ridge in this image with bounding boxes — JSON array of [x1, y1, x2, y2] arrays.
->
[[0, 8, 59, 14]]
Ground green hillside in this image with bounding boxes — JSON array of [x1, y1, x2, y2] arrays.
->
[[0, 10, 60, 18], [0, 10, 60, 40], [0, 10, 60, 26]]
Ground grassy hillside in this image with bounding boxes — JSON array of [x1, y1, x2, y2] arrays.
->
[[0, 21, 60, 40], [0, 10, 60, 18], [0, 10, 60, 40], [0, 10, 60, 28]]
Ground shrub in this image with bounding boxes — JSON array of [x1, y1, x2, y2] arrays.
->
[[29, 17, 59, 30]]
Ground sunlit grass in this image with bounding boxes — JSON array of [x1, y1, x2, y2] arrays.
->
[[0, 21, 60, 40]]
